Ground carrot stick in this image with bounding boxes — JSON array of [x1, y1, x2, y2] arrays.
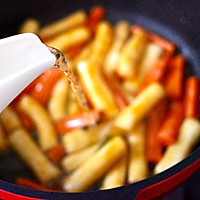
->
[[165, 55, 185, 99], [55, 110, 101, 135], [103, 74, 129, 110], [157, 100, 184, 146], [66, 44, 85, 58], [30, 67, 62, 105], [15, 178, 54, 191], [18, 112, 34, 131], [86, 6, 105, 32], [140, 53, 170, 91], [184, 77, 199, 118], [47, 144, 66, 163], [10, 77, 40, 107], [131, 25, 176, 55], [146, 98, 168, 163]]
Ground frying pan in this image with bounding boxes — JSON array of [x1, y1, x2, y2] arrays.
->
[[0, 0, 200, 199]]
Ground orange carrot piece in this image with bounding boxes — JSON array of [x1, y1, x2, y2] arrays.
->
[[184, 77, 199, 118], [103, 74, 129, 110], [146, 98, 168, 163], [140, 53, 170, 91], [66, 44, 85, 58], [10, 77, 40, 107], [55, 110, 101, 135], [157, 100, 184, 146], [30, 67, 62, 105], [131, 25, 176, 54], [18, 112, 34, 131], [86, 6, 105, 32], [165, 55, 185, 99], [47, 144, 66, 163], [15, 178, 54, 191]]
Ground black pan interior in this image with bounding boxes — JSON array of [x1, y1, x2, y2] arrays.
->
[[0, 0, 200, 76], [0, 0, 200, 199]]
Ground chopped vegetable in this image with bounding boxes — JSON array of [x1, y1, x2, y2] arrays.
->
[[157, 101, 184, 146], [86, 6, 106, 32], [56, 109, 101, 135], [165, 55, 185, 99], [141, 53, 170, 91], [184, 77, 199, 118], [47, 144, 66, 163], [131, 25, 176, 54], [155, 117, 200, 174], [30, 67, 62, 105], [146, 98, 168, 163]]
